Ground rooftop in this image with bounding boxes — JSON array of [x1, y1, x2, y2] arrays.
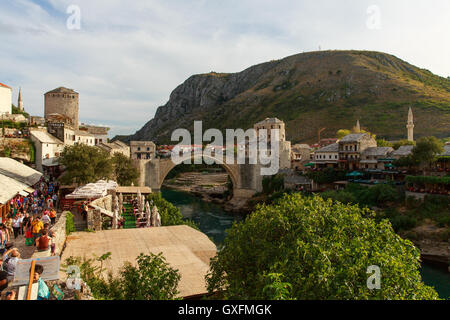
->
[[116, 186, 152, 194], [45, 87, 78, 95], [254, 117, 284, 126], [339, 133, 370, 143], [0, 174, 31, 204], [0, 157, 43, 186], [66, 180, 118, 199], [0, 82, 12, 89], [440, 145, 450, 157], [30, 130, 63, 144], [61, 226, 217, 298], [391, 145, 414, 156], [316, 143, 339, 153], [362, 147, 394, 157]]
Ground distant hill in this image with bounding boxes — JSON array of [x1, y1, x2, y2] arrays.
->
[[121, 50, 450, 144]]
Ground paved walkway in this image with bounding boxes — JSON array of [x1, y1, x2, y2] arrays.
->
[[61, 225, 217, 298]]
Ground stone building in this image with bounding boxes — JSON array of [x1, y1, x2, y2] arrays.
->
[[0, 82, 12, 115], [291, 144, 312, 170], [80, 124, 110, 145], [314, 143, 339, 169], [29, 116, 46, 126], [30, 129, 64, 173], [44, 87, 79, 130], [47, 121, 95, 147], [360, 147, 394, 170], [98, 140, 130, 158], [130, 141, 156, 160], [391, 145, 414, 160], [338, 133, 377, 170], [253, 118, 291, 169]]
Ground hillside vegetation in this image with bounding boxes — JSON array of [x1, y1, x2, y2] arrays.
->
[[124, 50, 450, 144]]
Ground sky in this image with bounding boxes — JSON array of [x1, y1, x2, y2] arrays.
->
[[1, 0, 449, 137]]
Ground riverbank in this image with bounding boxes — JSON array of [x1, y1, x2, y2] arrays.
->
[[164, 172, 252, 212], [162, 188, 450, 299]]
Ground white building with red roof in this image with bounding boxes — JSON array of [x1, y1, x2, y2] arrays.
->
[[0, 82, 12, 115]]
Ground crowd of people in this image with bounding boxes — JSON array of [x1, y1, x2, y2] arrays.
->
[[0, 177, 59, 300]]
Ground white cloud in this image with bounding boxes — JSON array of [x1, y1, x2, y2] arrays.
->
[[1, 0, 449, 137]]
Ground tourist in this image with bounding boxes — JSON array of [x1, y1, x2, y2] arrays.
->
[[42, 224, 56, 255], [0, 270, 8, 292], [11, 215, 22, 239], [22, 213, 30, 235], [81, 202, 88, 221], [41, 211, 51, 225], [2, 248, 20, 282], [0, 224, 9, 255], [52, 193, 58, 210], [49, 209, 57, 225], [4, 216, 13, 239], [31, 217, 44, 242], [35, 230, 50, 252], [32, 264, 49, 300]]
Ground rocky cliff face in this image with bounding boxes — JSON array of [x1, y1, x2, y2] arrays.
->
[[123, 50, 450, 144]]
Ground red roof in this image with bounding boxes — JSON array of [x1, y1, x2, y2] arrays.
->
[[0, 82, 11, 89]]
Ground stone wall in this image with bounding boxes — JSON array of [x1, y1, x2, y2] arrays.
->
[[31, 211, 67, 259], [86, 194, 115, 231]]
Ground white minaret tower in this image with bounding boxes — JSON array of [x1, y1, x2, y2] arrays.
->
[[18, 87, 24, 111], [354, 119, 361, 133], [407, 107, 414, 142]]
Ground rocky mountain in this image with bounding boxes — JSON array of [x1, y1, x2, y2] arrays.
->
[[123, 50, 450, 144]]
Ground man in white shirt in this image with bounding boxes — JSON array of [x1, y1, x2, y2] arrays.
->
[[41, 213, 51, 225], [2, 248, 20, 281]]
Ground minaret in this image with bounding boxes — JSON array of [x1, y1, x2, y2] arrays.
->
[[354, 119, 361, 133], [18, 87, 24, 111], [407, 107, 414, 142]]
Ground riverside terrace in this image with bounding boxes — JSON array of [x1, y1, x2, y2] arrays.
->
[[60, 225, 217, 298]]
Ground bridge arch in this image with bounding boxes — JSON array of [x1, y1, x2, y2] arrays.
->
[[157, 154, 239, 193]]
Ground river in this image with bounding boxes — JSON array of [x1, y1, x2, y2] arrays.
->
[[161, 188, 449, 299]]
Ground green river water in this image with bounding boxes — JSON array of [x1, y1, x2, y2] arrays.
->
[[161, 188, 449, 299]]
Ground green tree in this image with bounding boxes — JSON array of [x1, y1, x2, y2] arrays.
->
[[118, 253, 181, 300], [59, 144, 113, 185], [411, 136, 444, 169], [337, 129, 351, 139], [376, 139, 393, 147], [206, 193, 439, 300], [262, 174, 285, 194], [112, 152, 139, 185]]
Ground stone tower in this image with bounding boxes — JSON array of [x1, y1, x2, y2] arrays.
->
[[18, 87, 24, 111], [407, 107, 414, 142], [44, 87, 79, 130]]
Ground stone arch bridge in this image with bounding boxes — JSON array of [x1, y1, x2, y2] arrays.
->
[[133, 154, 264, 200]]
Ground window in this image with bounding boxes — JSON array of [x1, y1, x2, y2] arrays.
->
[[137, 147, 141, 151]]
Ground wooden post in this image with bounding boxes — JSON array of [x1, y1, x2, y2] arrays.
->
[[26, 260, 36, 300]]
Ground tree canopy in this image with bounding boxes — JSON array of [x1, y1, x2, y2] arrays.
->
[[59, 144, 113, 185], [112, 152, 139, 185], [206, 193, 439, 300], [410, 136, 444, 169], [59, 144, 139, 186]]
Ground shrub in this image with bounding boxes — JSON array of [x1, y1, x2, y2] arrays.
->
[[64, 252, 180, 300], [65, 211, 76, 235], [206, 193, 439, 299], [147, 193, 198, 230]]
